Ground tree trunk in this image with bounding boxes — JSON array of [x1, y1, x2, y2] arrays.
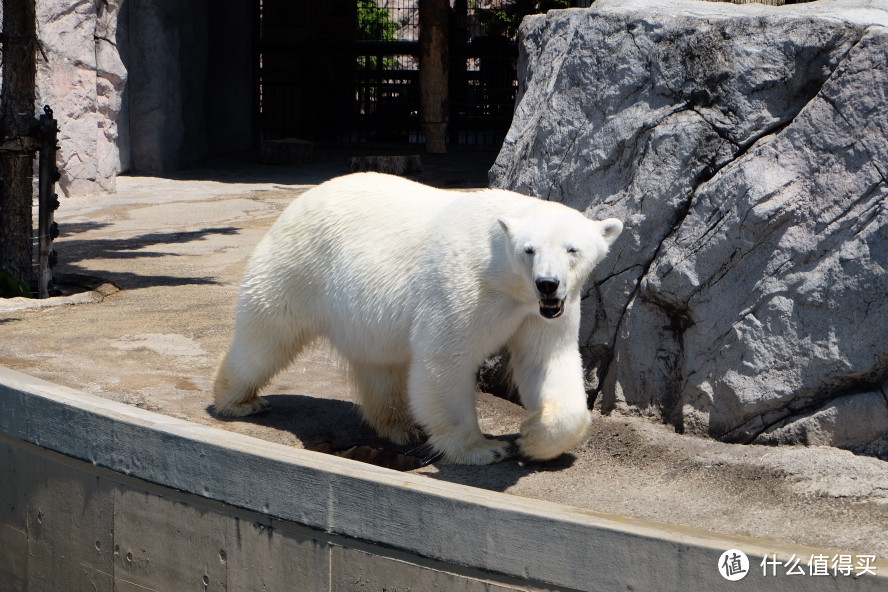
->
[[419, 0, 449, 154], [0, 0, 37, 291]]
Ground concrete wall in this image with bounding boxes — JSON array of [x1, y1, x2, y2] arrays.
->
[[0, 439, 541, 591], [1, 366, 885, 591]]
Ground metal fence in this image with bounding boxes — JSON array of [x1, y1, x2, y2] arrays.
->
[[259, 1, 590, 147]]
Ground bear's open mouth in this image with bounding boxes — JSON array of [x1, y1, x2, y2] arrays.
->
[[539, 298, 564, 319]]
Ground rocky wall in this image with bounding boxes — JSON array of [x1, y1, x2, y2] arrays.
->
[[490, 0, 888, 457], [36, 0, 127, 195], [33, 0, 249, 196], [121, 0, 210, 174]]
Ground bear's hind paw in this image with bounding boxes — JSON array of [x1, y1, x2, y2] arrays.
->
[[435, 436, 513, 465], [377, 423, 425, 446], [214, 396, 271, 418]]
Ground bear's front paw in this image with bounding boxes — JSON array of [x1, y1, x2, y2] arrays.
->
[[517, 406, 591, 462], [214, 396, 271, 418]]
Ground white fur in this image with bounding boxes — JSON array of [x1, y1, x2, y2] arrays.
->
[[214, 172, 622, 465]]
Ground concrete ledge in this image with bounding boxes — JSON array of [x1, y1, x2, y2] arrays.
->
[[1, 365, 885, 591]]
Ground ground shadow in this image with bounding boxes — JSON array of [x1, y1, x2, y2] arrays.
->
[[429, 450, 578, 493], [207, 392, 576, 492], [62, 221, 114, 235], [206, 394, 435, 471], [210, 394, 376, 450], [129, 148, 500, 190], [153, 156, 349, 187], [52, 226, 239, 290]]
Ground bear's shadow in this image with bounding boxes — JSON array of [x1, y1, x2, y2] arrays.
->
[[216, 393, 381, 450], [208, 393, 576, 493]]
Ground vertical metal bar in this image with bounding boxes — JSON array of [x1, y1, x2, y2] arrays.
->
[[37, 105, 60, 299]]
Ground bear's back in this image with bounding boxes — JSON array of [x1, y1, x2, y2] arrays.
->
[[294, 172, 543, 230]]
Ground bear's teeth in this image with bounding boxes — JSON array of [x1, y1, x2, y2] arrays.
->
[[539, 299, 564, 319]]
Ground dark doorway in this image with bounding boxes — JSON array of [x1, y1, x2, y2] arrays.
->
[[256, 1, 520, 148], [258, 0, 357, 143]]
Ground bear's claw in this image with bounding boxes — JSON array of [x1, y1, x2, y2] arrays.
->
[[431, 436, 513, 465]]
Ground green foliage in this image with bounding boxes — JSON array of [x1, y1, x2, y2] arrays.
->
[[357, 0, 398, 41], [0, 270, 32, 298], [356, 0, 399, 70], [473, 0, 571, 38]]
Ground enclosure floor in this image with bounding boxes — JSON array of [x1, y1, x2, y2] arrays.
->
[[2, 155, 886, 559]]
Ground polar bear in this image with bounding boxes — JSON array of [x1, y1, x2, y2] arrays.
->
[[213, 172, 622, 465]]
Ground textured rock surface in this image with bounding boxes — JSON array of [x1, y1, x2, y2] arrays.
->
[[36, 0, 126, 195], [122, 0, 209, 173], [33, 0, 232, 193], [490, 0, 888, 457], [96, 0, 129, 179]]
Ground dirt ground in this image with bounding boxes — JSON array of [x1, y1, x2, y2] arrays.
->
[[2, 154, 886, 560]]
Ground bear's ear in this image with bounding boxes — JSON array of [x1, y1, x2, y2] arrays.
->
[[599, 218, 623, 245], [497, 216, 516, 236]]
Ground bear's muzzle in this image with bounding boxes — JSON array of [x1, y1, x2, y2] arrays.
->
[[539, 298, 564, 319]]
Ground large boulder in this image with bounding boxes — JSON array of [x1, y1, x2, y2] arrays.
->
[[490, 0, 888, 457]]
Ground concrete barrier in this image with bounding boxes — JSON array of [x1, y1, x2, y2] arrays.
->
[[1, 365, 884, 591]]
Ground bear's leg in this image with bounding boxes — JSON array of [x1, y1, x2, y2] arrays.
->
[[349, 362, 423, 445], [213, 319, 310, 417], [508, 321, 592, 461], [408, 359, 511, 465]]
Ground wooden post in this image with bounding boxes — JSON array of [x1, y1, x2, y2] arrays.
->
[[0, 0, 38, 292], [418, 0, 449, 154]]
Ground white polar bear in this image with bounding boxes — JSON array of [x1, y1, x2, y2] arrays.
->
[[214, 172, 622, 465]]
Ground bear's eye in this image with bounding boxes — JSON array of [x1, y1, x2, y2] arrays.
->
[[523, 245, 535, 255], [567, 246, 579, 254]]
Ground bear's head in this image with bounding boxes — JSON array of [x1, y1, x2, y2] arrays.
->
[[498, 208, 622, 319]]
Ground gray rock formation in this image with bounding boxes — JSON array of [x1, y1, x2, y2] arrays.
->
[[32, 0, 252, 194], [489, 0, 888, 457], [122, 0, 209, 174], [36, 0, 127, 195]]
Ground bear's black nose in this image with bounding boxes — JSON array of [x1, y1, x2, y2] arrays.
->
[[535, 277, 559, 296]]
